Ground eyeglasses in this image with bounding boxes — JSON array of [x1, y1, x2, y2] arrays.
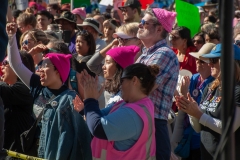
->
[[2, 60, 9, 66], [120, 8, 128, 12], [169, 34, 180, 41], [39, 62, 54, 69], [117, 37, 137, 44], [140, 19, 158, 27], [193, 39, 204, 44], [209, 58, 220, 64]]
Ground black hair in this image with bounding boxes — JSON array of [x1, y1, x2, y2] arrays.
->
[[173, 26, 194, 47], [193, 32, 205, 44], [19, 50, 35, 73], [105, 63, 123, 94], [36, 10, 53, 20], [122, 63, 159, 95], [12, 10, 22, 19], [47, 40, 71, 55], [208, 15, 217, 23], [76, 30, 96, 56], [47, 3, 60, 11]]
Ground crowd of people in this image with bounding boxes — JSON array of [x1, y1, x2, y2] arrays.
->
[[0, 0, 240, 160]]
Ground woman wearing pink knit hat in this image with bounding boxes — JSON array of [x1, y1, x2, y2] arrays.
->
[[74, 45, 140, 113], [77, 63, 159, 159], [6, 23, 92, 159]]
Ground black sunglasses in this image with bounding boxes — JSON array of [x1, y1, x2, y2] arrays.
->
[[209, 58, 220, 64]]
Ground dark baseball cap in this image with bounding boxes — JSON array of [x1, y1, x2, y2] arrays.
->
[[118, 0, 142, 10]]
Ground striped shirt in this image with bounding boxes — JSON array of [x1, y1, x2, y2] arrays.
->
[[136, 39, 179, 120]]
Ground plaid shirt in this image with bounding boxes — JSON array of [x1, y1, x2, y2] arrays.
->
[[136, 39, 179, 120]]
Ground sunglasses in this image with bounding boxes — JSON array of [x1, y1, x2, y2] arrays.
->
[[209, 58, 219, 64], [21, 39, 34, 46], [2, 59, 9, 66], [193, 39, 204, 44], [120, 8, 128, 12], [140, 19, 158, 26]]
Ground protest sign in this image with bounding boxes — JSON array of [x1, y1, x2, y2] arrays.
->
[[176, 69, 193, 94], [114, 0, 123, 10], [61, 0, 90, 8], [16, 0, 28, 10], [175, 0, 201, 38], [140, 0, 154, 9], [49, 0, 59, 4]]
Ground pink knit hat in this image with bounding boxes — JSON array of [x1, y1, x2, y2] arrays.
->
[[72, 8, 86, 20], [106, 45, 140, 69], [45, 53, 72, 83], [152, 8, 176, 33]]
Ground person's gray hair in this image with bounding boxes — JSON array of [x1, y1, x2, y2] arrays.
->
[[145, 7, 159, 24]]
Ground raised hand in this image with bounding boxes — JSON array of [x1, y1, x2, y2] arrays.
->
[[28, 44, 48, 56], [6, 22, 17, 36], [82, 69, 104, 100], [180, 76, 190, 97]]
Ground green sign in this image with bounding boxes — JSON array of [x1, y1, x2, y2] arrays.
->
[[61, 0, 90, 9], [175, 0, 201, 38]]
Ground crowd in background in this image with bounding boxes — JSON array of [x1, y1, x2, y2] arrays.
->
[[0, 0, 240, 160]]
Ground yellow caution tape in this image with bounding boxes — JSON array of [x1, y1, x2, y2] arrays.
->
[[6, 150, 47, 160]]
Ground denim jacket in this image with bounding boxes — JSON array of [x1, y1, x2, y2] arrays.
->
[[38, 89, 92, 160]]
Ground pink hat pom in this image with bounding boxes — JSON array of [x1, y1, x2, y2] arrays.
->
[[152, 8, 176, 33], [106, 45, 140, 69], [45, 53, 72, 83]]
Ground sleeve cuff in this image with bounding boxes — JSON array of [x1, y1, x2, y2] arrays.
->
[[199, 113, 209, 126]]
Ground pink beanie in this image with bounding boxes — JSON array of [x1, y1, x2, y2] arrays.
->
[[45, 53, 72, 83], [72, 8, 86, 20], [106, 45, 140, 69], [152, 8, 176, 33]]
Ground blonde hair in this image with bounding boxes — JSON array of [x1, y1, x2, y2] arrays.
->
[[20, 29, 49, 50], [117, 22, 139, 37], [17, 12, 37, 28]]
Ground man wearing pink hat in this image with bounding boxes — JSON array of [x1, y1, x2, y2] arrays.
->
[[135, 8, 179, 160], [71, 7, 86, 24]]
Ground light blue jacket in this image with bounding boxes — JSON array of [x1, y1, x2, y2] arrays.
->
[[38, 89, 92, 160]]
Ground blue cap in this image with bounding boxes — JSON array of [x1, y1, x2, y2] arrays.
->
[[202, 44, 240, 60]]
